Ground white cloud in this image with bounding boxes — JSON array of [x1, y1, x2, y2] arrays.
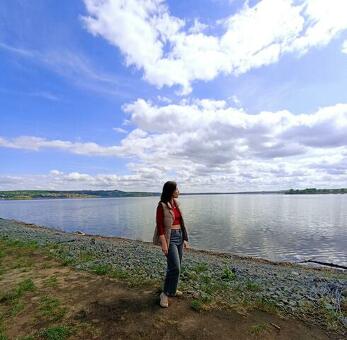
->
[[0, 136, 125, 156], [122, 99, 347, 163], [82, 0, 347, 94], [1, 158, 346, 191], [156, 95, 172, 103], [188, 18, 208, 34], [0, 170, 166, 191], [285, 0, 347, 55], [1, 100, 346, 191], [113, 127, 128, 134]]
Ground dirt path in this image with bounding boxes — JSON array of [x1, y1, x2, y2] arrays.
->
[[0, 241, 334, 339]]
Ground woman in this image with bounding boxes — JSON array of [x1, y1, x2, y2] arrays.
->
[[153, 181, 189, 308]]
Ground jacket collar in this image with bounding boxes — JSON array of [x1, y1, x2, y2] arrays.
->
[[168, 198, 180, 209], [163, 199, 176, 219], [167, 199, 174, 210]]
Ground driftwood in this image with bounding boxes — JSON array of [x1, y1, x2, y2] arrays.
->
[[297, 259, 347, 270], [270, 322, 281, 331]]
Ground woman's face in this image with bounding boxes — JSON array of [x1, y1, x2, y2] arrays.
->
[[172, 187, 179, 198]]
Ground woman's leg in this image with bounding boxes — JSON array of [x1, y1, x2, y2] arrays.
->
[[163, 232, 182, 296], [178, 237, 183, 265]]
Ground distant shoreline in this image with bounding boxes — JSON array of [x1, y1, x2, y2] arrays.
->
[[0, 188, 346, 200]]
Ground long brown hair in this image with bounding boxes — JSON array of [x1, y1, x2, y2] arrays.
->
[[160, 181, 177, 206]]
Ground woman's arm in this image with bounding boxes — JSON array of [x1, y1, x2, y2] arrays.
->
[[156, 204, 168, 255]]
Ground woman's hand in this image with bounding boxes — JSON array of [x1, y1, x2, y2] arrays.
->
[[159, 235, 168, 256], [161, 242, 168, 256], [183, 240, 189, 249]]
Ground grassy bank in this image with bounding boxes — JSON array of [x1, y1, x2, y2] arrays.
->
[[0, 219, 346, 338]]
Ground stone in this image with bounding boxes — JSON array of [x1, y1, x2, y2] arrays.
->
[[324, 303, 334, 310], [339, 317, 347, 328]]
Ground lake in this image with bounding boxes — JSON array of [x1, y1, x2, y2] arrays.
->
[[0, 194, 346, 266]]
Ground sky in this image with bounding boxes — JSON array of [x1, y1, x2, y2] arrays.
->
[[0, 0, 347, 192]]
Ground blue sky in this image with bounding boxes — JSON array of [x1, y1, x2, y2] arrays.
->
[[1, 0, 347, 192]]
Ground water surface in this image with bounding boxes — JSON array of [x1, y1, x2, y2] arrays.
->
[[0, 194, 346, 266]]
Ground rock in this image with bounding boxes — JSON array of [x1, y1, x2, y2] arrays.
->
[[298, 300, 306, 307], [339, 317, 347, 328], [306, 296, 315, 302], [324, 303, 334, 310]]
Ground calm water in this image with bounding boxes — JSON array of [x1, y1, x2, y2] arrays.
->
[[0, 194, 346, 266]]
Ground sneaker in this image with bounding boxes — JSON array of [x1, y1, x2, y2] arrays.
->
[[173, 289, 183, 297], [160, 292, 169, 308]]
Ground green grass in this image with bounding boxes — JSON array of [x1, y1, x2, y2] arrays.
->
[[17, 278, 36, 295], [9, 301, 25, 316], [77, 250, 96, 263], [249, 323, 268, 336], [46, 243, 60, 250], [38, 326, 73, 340], [191, 299, 204, 312], [9, 258, 35, 270], [0, 239, 40, 271], [190, 289, 214, 312], [221, 268, 236, 281], [180, 268, 198, 281], [0, 315, 7, 340], [317, 298, 345, 331], [42, 243, 156, 289], [91, 263, 112, 275], [254, 296, 277, 314], [245, 280, 261, 292], [0, 278, 36, 303], [60, 257, 76, 266], [43, 276, 58, 288], [38, 296, 66, 322], [0, 238, 39, 251], [109, 268, 130, 280], [192, 262, 208, 274], [0, 279, 35, 321]]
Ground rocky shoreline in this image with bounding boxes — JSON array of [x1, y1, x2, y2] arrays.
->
[[0, 217, 346, 335]]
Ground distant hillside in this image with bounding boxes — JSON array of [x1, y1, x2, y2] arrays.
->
[[0, 190, 159, 200], [0, 188, 346, 200], [285, 188, 347, 194]]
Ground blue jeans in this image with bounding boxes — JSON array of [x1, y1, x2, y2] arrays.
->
[[163, 229, 183, 296]]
